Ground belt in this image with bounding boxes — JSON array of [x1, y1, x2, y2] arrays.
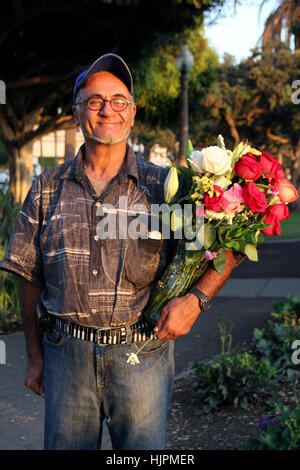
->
[[50, 315, 156, 346]]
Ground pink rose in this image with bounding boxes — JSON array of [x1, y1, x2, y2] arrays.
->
[[195, 206, 205, 217], [220, 183, 244, 213], [271, 178, 299, 203]]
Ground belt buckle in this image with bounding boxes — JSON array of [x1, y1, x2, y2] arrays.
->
[[96, 327, 111, 346]]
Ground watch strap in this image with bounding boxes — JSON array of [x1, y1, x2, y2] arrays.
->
[[190, 288, 211, 311]]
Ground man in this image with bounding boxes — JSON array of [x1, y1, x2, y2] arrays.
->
[[0, 53, 242, 450]]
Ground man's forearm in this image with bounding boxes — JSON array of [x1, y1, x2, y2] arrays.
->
[[21, 279, 43, 359], [192, 249, 239, 299]]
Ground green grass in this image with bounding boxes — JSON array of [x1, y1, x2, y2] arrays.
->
[[263, 212, 300, 241]]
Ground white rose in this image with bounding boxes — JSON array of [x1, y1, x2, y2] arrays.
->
[[189, 146, 232, 176]]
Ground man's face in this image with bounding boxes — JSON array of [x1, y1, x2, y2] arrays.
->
[[73, 71, 136, 145]]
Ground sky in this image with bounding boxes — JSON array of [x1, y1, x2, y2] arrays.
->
[[204, 0, 280, 62]]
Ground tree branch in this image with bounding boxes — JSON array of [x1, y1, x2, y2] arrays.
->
[[266, 128, 289, 144]]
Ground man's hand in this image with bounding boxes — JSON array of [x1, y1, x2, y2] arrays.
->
[[25, 356, 44, 397], [21, 279, 43, 396], [153, 250, 243, 341], [153, 293, 200, 340]]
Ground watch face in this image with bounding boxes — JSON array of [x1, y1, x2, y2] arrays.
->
[[201, 297, 211, 310]]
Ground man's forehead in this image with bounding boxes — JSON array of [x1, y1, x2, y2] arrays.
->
[[80, 71, 130, 96]]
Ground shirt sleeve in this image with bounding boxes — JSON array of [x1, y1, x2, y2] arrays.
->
[[0, 176, 44, 287]]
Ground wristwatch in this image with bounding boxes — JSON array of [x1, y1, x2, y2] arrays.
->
[[189, 287, 211, 311]]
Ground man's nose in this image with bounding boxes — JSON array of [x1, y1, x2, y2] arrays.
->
[[99, 100, 114, 115]]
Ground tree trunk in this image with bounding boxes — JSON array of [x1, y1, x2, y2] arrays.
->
[[290, 138, 300, 185], [64, 127, 78, 161], [10, 142, 34, 204]]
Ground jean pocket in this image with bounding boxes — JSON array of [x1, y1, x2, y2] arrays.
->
[[45, 328, 67, 347], [132, 338, 168, 355]]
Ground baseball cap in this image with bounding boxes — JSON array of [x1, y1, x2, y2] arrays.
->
[[73, 53, 134, 104]]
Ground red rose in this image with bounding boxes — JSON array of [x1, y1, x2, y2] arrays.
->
[[266, 203, 290, 221], [261, 213, 281, 236], [234, 153, 262, 181], [258, 152, 285, 179], [242, 182, 268, 212], [261, 203, 290, 236], [204, 185, 223, 212]]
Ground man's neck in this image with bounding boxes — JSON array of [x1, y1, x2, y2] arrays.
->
[[83, 139, 127, 178]]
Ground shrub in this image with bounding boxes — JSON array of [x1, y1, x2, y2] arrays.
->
[[0, 185, 21, 320], [243, 404, 300, 450], [250, 321, 300, 380], [193, 352, 278, 414], [271, 295, 300, 327]]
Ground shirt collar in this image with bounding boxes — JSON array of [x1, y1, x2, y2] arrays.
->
[[58, 143, 139, 185]]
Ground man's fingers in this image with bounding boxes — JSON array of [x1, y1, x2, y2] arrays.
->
[[25, 375, 44, 396]]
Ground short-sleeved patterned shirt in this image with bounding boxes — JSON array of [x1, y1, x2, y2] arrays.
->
[[0, 144, 178, 327]]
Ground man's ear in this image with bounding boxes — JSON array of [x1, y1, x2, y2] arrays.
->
[[72, 105, 80, 126], [131, 104, 137, 127]]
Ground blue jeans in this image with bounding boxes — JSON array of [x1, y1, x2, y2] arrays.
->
[[43, 327, 174, 450]]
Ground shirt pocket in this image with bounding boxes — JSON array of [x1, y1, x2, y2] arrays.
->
[[124, 236, 164, 290]]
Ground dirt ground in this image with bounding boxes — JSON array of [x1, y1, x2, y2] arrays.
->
[[166, 367, 300, 450]]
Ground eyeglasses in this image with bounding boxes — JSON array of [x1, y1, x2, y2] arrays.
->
[[76, 97, 132, 112]]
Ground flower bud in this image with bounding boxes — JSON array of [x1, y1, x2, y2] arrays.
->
[[164, 167, 179, 204]]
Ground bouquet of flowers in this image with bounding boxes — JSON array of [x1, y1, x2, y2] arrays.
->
[[142, 135, 299, 327]]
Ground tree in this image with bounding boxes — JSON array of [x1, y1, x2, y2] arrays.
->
[[0, 0, 224, 203], [132, 24, 219, 151], [261, 0, 300, 50]]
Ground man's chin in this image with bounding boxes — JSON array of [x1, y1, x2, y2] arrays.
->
[[84, 132, 128, 145]]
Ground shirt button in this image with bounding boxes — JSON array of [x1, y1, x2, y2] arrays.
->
[[94, 235, 99, 241], [92, 269, 98, 276], [91, 309, 97, 314]]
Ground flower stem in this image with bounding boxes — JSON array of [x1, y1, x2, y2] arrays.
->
[[135, 332, 159, 355]]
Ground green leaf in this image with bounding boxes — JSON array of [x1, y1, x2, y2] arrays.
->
[[213, 250, 226, 275], [170, 208, 183, 232], [253, 328, 264, 340], [224, 240, 240, 251], [185, 250, 203, 265], [244, 243, 258, 262], [231, 142, 248, 165], [175, 164, 195, 182], [203, 224, 216, 249], [185, 139, 194, 162]]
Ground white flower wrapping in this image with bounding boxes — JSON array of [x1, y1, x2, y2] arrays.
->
[[189, 146, 232, 176]]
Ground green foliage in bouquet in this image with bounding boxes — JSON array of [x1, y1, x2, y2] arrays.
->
[[193, 352, 278, 414], [250, 321, 300, 380]]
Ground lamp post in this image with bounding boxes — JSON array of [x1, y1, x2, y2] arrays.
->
[[176, 44, 194, 166]]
